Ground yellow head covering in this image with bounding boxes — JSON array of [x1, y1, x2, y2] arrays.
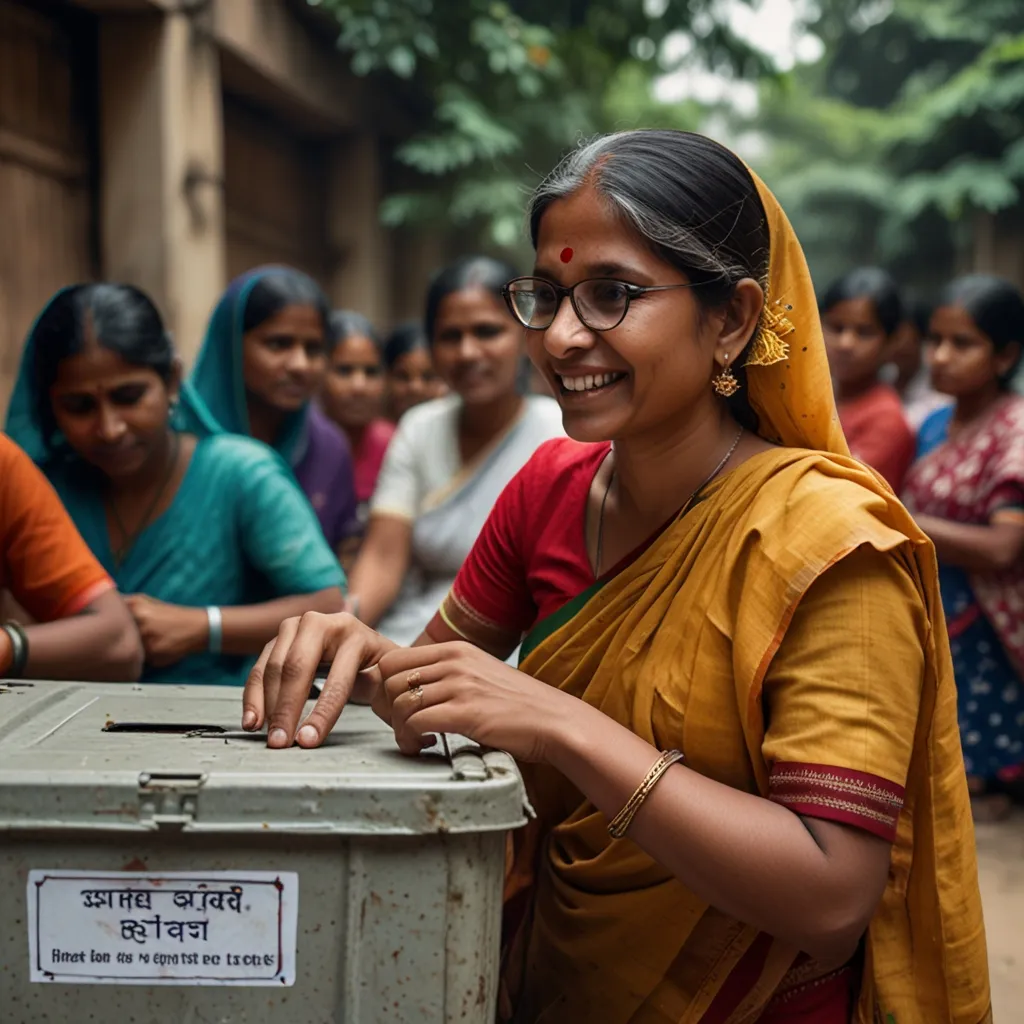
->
[[742, 166, 851, 457]]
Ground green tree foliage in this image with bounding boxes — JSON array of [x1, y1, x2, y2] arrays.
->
[[753, 0, 1024, 289], [308, 0, 766, 250]]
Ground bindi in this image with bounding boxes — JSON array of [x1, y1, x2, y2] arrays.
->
[[559, 246, 574, 264]]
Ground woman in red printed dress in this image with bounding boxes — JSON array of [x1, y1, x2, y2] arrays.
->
[[904, 274, 1024, 820]]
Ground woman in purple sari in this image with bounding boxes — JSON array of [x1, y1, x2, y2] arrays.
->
[[189, 267, 359, 551]]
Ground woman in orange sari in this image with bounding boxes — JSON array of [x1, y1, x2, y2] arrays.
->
[[242, 130, 990, 1023]]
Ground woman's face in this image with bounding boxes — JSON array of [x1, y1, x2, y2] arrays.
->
[[322, 334, 385, 431], [49, 344, 177, 481], [528, 185, 735, 444], [821, 297, 889, 390], [430, 287, 524, 407], [925, 304, 1018, 397], [887, 319, 923, 382], [242, 304, 327, 413], [387, 348, 445, 421]]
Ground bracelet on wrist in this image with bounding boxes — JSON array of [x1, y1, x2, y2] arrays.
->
[[206, 606, 223, 655], [1, 621, 30, 679], [608, 749, 684, 839]]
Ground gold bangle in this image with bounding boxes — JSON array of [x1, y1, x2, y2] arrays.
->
[[608, 749, 684, 839]]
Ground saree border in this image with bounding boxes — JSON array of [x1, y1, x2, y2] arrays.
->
[[768, 761, 905, 843], [518, 577, 606, 664]]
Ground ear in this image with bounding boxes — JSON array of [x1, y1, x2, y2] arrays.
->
[[713, 278, 765, 368], [995, 341, 1021, 382], [167, 356, 184, 404]]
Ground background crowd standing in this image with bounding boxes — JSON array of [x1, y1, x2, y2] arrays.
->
[[0, 247, 1023, 823]]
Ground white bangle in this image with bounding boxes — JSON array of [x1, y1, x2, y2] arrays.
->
[[206, 606, 223, 655]]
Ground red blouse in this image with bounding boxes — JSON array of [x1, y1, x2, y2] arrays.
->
[[837, 383, 914, 492], [441, 438, 608, 644]]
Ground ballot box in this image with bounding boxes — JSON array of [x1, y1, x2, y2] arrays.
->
[[0, 680, 527, 1024]]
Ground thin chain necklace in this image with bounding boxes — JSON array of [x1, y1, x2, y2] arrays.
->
[[108, 431, 182, 567], [595, 426, 744, 576]]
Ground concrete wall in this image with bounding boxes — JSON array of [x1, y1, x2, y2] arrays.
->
[[100, 7, 226, 363], [89, 0, 410, 363]]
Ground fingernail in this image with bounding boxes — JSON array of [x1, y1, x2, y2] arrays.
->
[[268, 728, 289, 748], [242, 711, 256, 730], [297, 725, 319, 746]]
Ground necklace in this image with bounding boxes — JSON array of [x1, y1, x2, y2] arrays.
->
[[108, 431, 182, 567], [595, 426, 744, 576]]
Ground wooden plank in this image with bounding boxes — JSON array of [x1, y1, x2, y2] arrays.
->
[[0, 0, 96, 417], [0, 126, 87, 180]]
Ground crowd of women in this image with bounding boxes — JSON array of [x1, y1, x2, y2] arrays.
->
[[820, 265, 1024, 821], [0, 253, 563, 687], [0, 126, 1016, 1020]]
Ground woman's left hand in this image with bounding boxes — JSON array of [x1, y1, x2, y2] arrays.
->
[[376, 641, 585, 762], [124, 595, 207, 668]]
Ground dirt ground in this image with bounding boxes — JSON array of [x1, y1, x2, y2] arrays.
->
[[977, 808, 1024, 1021]]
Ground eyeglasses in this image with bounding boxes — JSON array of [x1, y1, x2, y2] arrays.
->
[[501, 276, 696, 332]]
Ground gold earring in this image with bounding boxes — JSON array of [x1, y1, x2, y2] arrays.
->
[[712, 357, 740, 397]]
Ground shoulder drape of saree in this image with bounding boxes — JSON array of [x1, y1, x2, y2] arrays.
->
[[504, 448, 990, 1024]]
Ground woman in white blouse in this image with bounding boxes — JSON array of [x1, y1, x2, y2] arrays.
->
[[347, 256, 563, 645]]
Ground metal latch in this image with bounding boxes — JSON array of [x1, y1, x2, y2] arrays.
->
[[137, 772, 205, 829]]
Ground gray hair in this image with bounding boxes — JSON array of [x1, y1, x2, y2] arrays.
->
[[528, 130, 770, 303]]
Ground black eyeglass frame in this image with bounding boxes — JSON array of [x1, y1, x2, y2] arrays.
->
[[501, 276, 697, 332]]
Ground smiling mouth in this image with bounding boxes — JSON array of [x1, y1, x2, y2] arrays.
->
[[557, 372, 628, 394]]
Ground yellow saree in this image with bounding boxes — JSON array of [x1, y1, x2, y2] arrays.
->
[[497, 171, 990, 1022]]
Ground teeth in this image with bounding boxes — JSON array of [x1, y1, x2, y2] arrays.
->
[[559, 373, 622, 392]]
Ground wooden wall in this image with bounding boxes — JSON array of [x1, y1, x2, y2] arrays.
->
[[222, 94, 331, 288], [0, 0, 97, 417]]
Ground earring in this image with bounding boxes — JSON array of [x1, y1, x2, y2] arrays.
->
[[712, 356, 740, 397]]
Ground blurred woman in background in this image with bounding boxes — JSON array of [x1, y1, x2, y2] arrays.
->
[[321, 310, 396, 564], [190, 266, 359, 550], [886, 294, 952, 431], [5, 284, 345, 685], [346, 255, 563, 645], [904, 274, 1024, 819], [383, 320, 446, 421], [821, 267, 915, 490]]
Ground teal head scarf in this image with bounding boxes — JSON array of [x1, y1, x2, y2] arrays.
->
[[4, 285, 219, 465], [187, 266, 329, 467]]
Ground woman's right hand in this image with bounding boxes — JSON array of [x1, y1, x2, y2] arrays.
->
[[241, 611, 398, 748]]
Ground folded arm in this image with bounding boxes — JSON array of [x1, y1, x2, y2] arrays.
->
[[2, 587, 142, 681], [346, 514, 413, 626], [914, 511, 1024, 573]]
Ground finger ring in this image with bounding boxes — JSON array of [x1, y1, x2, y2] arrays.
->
[[407, 671, 421, 690], [410, 685, 424, 700]]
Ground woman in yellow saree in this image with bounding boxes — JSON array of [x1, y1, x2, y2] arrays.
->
[[242, 130, 990, 1023]]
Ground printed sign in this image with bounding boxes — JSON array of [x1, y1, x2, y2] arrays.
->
[[27, 870, 298, 986]]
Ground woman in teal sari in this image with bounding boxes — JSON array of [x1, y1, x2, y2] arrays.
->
[[189, 266, 359, 551], [5, 283, 345, 685]]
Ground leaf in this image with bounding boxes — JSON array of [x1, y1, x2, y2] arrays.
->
[[896, 161, 1020, 218], [386, 45, 417, 77]]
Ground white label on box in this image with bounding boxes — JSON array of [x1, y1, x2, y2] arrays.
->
[[26, 870, 298, 986]]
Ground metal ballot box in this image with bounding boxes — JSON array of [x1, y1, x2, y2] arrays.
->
[[0, 681, 527, 1024]]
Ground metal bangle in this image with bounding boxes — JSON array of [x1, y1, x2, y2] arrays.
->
[[1, 621, 29, 679], [608, 749, 685, 840], [206, 606, 223, 655]]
